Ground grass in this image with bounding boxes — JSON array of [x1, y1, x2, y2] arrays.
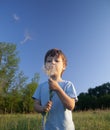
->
[[0, 110, 110, 130], [74, 110, 110, 130], [0, 114, 42, 130]]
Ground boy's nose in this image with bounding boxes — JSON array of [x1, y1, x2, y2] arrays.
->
[[51, 59, 55, 64]]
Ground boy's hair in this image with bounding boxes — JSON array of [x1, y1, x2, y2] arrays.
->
[[44, 48, 67, 67]]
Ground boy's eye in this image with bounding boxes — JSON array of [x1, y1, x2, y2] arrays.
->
[[55, 60, 59, 62], [47, 60, 52, 62], [46, 59, 61, 63]]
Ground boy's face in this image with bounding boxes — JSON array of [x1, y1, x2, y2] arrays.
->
[[45, 55, 66, 77]]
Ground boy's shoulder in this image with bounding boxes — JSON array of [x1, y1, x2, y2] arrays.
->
[[63, 80, 73, 85], [38, 81, 48, 87]]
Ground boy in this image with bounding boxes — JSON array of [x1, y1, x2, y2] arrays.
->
[[32, 48, 78, 130]]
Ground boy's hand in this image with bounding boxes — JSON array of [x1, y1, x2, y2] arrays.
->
[[48, 78, 59, 91], [43, 101, 52, 112]]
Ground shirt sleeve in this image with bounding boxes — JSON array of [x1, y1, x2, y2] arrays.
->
[[32, 84, 41, 100], [65, 81, 78, 102]]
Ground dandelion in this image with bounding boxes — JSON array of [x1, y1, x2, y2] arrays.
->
[[43, 63, 56, 100], [43, 63, 56, 77], [42, 63, 56, 129]]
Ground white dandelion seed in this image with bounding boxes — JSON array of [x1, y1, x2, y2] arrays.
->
[[43, 63, 56, 77]]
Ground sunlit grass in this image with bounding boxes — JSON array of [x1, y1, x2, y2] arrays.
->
[[73, 110, 110, 130], [0, 114, 42, 130], [0, 110, 110, 130]]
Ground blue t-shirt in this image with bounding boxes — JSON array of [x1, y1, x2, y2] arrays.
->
[[32, 80, 78, 130]]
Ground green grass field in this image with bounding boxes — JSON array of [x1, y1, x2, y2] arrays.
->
[[74, 110, 110, 130], [0, 110, 110, 130]]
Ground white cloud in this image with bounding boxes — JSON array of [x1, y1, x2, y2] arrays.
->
[[20, 30, 32, 44], [13, 14, 20, 21]]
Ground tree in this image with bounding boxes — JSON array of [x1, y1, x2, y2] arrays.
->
[[22, 80, 38, 113], [88, 82, 110, 97], [10, 71, 28, 91], [31, 73, 40, 83], [0, 42, 19, 93], [0, 42, 40, 113], [8, 71, 28, 113], [76, 82, 110, 110]]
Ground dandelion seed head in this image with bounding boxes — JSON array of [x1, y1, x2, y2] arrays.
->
[[43, 63, 56, 77]]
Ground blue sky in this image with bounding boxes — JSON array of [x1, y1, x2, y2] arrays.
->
[[0, 0, 110, 94]]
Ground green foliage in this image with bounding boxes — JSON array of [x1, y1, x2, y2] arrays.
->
[[0, 76, 38, 114], [22, 82, 38, 113], [0, 42, 39, 114], [31, 73, 40, 83], [0, 42, 19, 93], [88, 82, 110, 97], [76, 82, 110, 110]]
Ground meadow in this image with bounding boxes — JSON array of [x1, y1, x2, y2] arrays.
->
[[0, 110, 110, 130]]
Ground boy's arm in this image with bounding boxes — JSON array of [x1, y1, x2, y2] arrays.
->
[[48, 78, 75, 111], [56, 87, 75, 111], [34, 99, 52, 113], [34, 99, 44, 113]]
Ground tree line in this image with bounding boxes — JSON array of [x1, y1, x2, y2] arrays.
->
[[0, 42, 110, 113], [76, 82, 110, 110]]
